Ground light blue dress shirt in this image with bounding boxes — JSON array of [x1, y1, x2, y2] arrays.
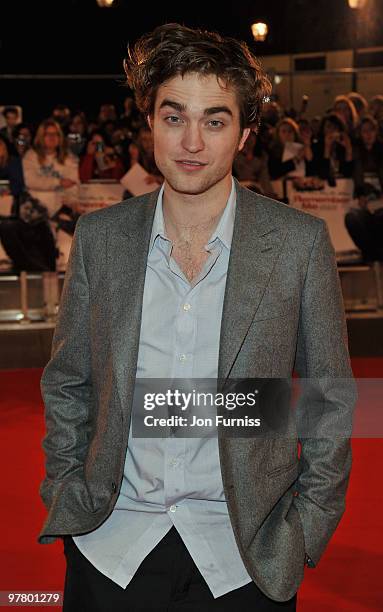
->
[[73, 178, 253, 598]]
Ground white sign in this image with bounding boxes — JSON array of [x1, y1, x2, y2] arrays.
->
[[56, 182, 125, 270], [282, 142, 305, 177], [286, 177, 356, 253], [120, 163, 160, 196], [78, 181, 125, 214]]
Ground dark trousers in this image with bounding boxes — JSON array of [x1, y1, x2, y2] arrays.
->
[[0, 218, 57, 272], [345, 207, 383, 261], [63, 526, 297, 611]]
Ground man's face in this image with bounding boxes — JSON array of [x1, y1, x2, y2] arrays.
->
[[5, 111, 18, 128], [148, 72, 249, 196]]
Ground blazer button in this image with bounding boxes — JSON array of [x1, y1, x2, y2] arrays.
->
[[111, 481, 117, 493]]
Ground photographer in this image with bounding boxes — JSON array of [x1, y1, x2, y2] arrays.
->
[[13, 124, 33, 159], [353, 115, 383, 201], [66, 112, 88, 157], [311, 113, 353, 186], [79, 131, 125, 181], [345, 115, 383, 262], [268, 118, 313, 181]]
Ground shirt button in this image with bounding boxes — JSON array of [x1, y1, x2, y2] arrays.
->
[[183, 303, 191, 311], [169, 505, 177, 512], [179, 354, 186, 362]]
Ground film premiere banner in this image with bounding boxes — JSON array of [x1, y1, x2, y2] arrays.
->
[[286, 177, 356, 254], [77, 181, 125, 215], [56, 181, 125, 270]]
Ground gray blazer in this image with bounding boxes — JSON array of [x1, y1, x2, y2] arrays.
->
[[38, 180, 356, 602]]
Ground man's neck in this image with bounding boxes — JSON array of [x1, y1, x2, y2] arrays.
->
[[162, 174, 232, 231], [161, 175, 233, 282]]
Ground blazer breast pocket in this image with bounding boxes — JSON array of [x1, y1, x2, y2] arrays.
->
[[253, 296, 296, 322]]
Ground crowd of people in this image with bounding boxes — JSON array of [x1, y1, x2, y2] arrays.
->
[[0, 89, 383, 271]]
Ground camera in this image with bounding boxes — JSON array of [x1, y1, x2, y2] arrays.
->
[[16, 135, 27, 146]]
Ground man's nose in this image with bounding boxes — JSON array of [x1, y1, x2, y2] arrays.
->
[[181, 124, 205, 153]]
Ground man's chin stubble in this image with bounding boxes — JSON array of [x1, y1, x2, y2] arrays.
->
[[165, 173, 228, 197]]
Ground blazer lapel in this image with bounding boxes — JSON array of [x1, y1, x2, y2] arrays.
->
[[218, 181, 288, 384], [107, 189, 159, 422], [108, 182, 287, 419]]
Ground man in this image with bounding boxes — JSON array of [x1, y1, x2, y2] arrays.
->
[[0, 106, 20, 152], [38, 24, 355, 611]]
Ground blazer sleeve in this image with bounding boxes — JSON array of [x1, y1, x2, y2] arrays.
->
[[39, 213, 92, 510], [293, 219, 357, 566]]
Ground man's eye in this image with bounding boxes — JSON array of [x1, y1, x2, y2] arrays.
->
[[208, 120, 224, 128], [165, 116, 181, 124]]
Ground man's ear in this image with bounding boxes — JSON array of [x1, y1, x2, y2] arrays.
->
[[147, 115, 153, 130], [238, 128, 251, 152]]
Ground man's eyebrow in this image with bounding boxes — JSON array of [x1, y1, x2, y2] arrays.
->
[[159, 100, 233, 118], [204, 106, 233, 117], [159, 99, 186, 113]]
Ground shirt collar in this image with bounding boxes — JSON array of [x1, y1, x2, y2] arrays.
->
[[207, 177, 236, 250], [149, 183, 167, 254], [149, 176, 236, 254]]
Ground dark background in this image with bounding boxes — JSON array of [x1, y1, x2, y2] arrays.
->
[[1, 0, 383, 122]]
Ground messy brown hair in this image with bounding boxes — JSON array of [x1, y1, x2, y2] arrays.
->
[[124, 23, 272, 132]]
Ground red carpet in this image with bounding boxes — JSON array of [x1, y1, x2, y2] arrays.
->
[[0, 362, 382, 610]]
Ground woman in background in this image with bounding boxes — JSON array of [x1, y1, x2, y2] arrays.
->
[[267, 117, 313, 181], [0, 119, 79, 272], [22, 118, 79, 217], [332, 95, 359, 140], [311, 113, 353, 186], [347, 92, 368, 121]]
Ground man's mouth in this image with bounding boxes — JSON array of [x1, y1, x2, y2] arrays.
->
[[175, 160, 208, 170]]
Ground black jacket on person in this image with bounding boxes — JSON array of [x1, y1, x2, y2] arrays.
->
[[310, 140, 353, 186], [0, 155, 25, 198], [352, 140, 383, 196], [268, 146, 296, 180]]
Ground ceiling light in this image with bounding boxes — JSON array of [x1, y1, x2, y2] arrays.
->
[[348, 0, 367, 8], [251, 22, 269, 42], [96, 0, 115, 7]]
